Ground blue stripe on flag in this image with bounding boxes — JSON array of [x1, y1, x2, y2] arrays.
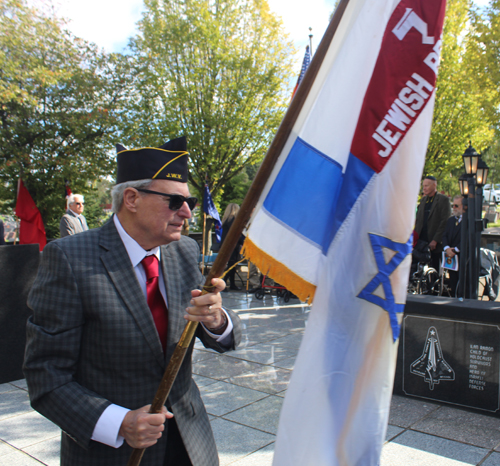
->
[[330, 154, 375, 242], [263, 138, 342, 253]]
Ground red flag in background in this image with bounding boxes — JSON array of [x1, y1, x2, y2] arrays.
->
[[65, 179, 72, 199], [15, 179, 46, 251]]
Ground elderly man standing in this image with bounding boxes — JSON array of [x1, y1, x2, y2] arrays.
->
[[415, 175, 451, 271], [60, 193, 89, 237], [24, 137, 242, 466]]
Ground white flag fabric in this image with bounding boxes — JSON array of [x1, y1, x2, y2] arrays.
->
[[242, 0, 447, 464]]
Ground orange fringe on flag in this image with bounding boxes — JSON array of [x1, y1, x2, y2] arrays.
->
[[242, 238, 316, 304]]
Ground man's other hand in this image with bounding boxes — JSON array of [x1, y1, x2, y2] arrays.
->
[[185, 278, 227, 333], [119, 405, 172, 449]]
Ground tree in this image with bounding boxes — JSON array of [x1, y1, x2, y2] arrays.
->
[[219, 163, 258, 215], [0, 0, 131, 237], [470, 0, 500, 188], [83, 179, 113, 230], [424, 0, 500, 195], [124, 0, 294, 203]]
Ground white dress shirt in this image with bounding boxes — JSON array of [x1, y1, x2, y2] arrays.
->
[[91, 215, 233, 447]]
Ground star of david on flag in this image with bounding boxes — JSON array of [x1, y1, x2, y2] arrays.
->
[[358, 234, 413, 341]]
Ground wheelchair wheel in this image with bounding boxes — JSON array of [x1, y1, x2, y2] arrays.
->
[[284, 291, 291, 302], [422, 268, 439, 295], [407, 277, 419, 294], [254, 288, 264, 299]]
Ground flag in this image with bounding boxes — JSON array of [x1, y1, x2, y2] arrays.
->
[[242, 0, 446, 464], [65, 180, 72, 199], [203, 185, 222, 242], [15, 179, 47, 251], [291, 45, 311, 99]]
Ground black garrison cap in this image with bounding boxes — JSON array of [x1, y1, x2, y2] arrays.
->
[[116, 137, 189, 184]]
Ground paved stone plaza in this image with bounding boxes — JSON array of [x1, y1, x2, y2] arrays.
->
[[1, 290, 500, 465]]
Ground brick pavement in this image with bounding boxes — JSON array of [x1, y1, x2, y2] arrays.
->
[[1, 290, 500, 465]]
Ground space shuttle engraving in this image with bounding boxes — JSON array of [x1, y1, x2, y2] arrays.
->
[[410, 326, 455, 390]]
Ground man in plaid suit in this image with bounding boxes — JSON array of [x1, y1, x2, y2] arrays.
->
[[24, 137, 242, 466]]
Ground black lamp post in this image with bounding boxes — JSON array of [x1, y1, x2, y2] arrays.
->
[[457, 143, 489, 299], [458, 173, 469, 299], [463, 144, 479, 176]]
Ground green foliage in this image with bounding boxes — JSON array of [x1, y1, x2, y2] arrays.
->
[[425, 0, 500, 194], [83, 179, 113, 230], [219, 164, 258, 214], [124, 0, 294, 202], [482, 138, 500, 188], [0, 0, 131, 233], [83, 193, 110, 230]]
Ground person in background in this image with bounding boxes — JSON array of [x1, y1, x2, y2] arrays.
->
[[221, 203, 245, 291], [415, 176, 451, 271], [442, 195, 463, 297], [0, 218, 5, 245], [60, 193, 89, 237]]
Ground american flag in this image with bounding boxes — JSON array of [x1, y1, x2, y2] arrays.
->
[[291, 45, 311, 99]]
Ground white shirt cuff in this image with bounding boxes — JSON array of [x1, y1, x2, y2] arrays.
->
[[91, 404, 130, 448], [202, 308, 234, 344]]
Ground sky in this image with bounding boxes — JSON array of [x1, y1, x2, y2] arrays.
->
[[30, 0, 491, 65], [29, 0, 334, 59]]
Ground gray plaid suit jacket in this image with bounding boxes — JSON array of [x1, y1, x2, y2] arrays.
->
[[24, 218, 242, 466], [59, 209, 89, 237]]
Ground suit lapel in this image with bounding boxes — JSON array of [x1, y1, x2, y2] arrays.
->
[[161, 243, 188, 363], [99, 219, 165, 368]]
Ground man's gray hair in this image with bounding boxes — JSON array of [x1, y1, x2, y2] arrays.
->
[[67, 193, 84, 209], [111, 179, 153, 213]]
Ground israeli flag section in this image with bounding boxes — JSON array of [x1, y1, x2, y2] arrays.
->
[[245, 207, 327, 299], [263, 138, 343, 254], [273, 97, 433, 465], [331, 154, 376, 241], [244, 0, 401, 303], [291, 1, 397, 169]]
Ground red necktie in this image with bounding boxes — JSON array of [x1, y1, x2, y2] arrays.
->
[[141, 255, 168, 350]]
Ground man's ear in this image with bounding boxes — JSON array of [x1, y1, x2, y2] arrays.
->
[[122, 188, 141, 213]]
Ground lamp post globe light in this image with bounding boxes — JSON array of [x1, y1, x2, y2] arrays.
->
[[476, 158, 489, 188], [462, 143, 479, 176], [457, 143, 489, 299], [458, 173, 469, 197]]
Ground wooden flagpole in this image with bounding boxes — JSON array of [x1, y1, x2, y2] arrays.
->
[[127, 1, 350, 464]]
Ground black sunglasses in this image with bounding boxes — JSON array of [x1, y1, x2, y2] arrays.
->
[[453, 204, 460, 208], [136, 188, 198, 211]]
